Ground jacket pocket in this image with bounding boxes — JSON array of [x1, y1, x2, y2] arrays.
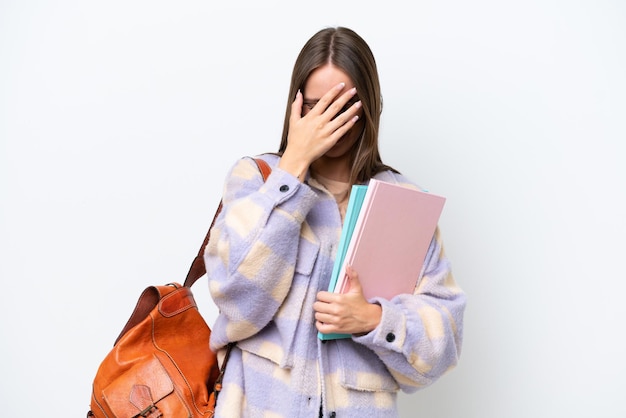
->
[[239, 232, 320, 369], [294, 222, 319, 276], [335, 339, 400, 392]]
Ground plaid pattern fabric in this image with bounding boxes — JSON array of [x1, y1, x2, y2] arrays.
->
[[205, 154, 465, 417]]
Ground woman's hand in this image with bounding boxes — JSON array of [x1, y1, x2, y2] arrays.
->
[[279, 83, 361, 181], [314, 266, 382, 336]]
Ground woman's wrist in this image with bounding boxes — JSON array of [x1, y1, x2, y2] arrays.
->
[[354, 303, 382, 336], [278, 154, 309, 182]]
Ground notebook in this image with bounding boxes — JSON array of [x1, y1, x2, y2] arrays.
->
[[318, 179, 446, 340], [318, 184, 368, 341], [325, 184, 369, 298]]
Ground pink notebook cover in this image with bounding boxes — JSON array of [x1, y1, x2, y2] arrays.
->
[[335, 179, 446, 300]]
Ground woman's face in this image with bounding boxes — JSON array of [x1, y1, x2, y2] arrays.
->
[[302, 64, 364, 159]]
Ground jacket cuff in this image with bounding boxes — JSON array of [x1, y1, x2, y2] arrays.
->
[[353, 298, 406, 352], [259, 166, 318, 222]]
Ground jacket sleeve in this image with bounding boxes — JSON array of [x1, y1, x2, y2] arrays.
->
[[353, 227, 466, 392], [204, 157, 318, 351]]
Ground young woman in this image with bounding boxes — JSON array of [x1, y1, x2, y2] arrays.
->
[[205, 26, 465, 418]]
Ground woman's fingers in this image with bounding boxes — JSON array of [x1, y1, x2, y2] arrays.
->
[[283, 83, 362, 169], [327, 100, 362, 139], [290, 89, 304, 121], [305, 82, 348, 116]]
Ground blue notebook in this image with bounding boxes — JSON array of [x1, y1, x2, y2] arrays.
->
[[318, 184, 368, 341]]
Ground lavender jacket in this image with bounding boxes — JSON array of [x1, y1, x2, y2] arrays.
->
[[204, 154, 465, 418]]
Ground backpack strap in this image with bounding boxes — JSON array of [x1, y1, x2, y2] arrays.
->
[[184, 157, 272, 288]]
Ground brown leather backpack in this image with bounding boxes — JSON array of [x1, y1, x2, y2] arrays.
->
[[87, 158, 271, 417]]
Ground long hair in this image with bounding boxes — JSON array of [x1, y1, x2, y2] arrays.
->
[[278, 27, 398, 184]]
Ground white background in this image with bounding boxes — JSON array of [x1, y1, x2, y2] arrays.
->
[[1, 1, 625, 417]]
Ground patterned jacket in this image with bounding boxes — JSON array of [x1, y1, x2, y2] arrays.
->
[[205, 154, 465, 417]]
